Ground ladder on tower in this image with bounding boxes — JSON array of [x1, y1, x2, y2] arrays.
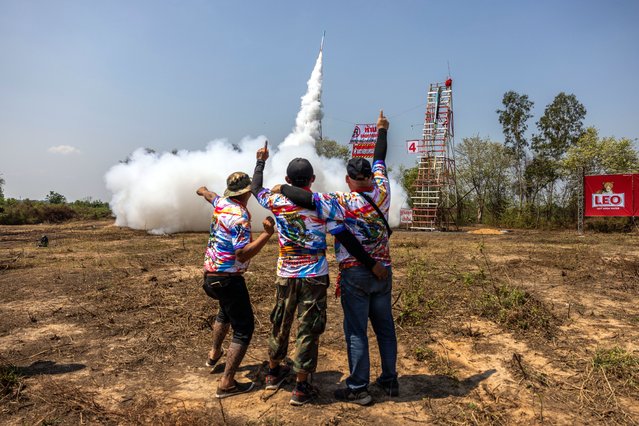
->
[[411, 81, 457, 231]]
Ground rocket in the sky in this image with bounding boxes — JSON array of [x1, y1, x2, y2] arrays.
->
[[320, 30, 325, 52]]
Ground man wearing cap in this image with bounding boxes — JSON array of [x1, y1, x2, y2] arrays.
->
[[196, 171, 275, 398], [251, 146, 386, 406], [278, 111, 398, 405]]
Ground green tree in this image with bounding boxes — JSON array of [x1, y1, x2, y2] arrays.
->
[[399, 164, 419, 205], [456, 136, 513, 223], [563, 127, 639, 175], [524, 155, 556, 213], [46, 191, 67, 204], [497, 91, 534, 210], [532, 93, 587, 158], [315, 138, 350, 162], [531, 93, 586, 218]]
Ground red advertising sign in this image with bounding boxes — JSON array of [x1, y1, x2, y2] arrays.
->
[[400, 208, 413, 224], [635, 174, 639, 216], [350, 124, 377, 159], [584, 174, 634, 217], [351, 142, 376, 158]]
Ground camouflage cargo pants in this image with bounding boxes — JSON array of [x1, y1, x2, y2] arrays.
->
[[268, 275, 328, 374]]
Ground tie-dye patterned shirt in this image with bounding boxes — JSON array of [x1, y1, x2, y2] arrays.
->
[[314, 160, 391, 269], [255, 189, 328, 278], [203, 196, 252, 273]]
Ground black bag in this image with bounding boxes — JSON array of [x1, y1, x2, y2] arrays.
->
[[202, 275, 231, 300]]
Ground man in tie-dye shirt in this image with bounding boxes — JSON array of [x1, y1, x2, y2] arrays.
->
[[197, 171, 275, 399], [251, 146, 385, 406], [280, 111, 398, 405]]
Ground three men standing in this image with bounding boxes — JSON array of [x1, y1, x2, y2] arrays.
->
[[197, 110, 397, 405]]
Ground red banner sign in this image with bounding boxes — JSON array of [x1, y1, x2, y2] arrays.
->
[[584, 174, 635, 216], [635, 174, 639, 216], [350, 124, 377, 159], [351, 142, 376, 158]]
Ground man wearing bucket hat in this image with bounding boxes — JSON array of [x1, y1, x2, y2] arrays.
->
[[196, 171, 275, 398], [277, 111, 398, 405], [250, 146, 386, 406]]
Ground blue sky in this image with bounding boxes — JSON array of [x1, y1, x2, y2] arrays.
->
[[1, 0, 638, 201]]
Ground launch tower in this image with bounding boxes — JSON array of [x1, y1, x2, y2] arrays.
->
[[410, 80, 458, 230]]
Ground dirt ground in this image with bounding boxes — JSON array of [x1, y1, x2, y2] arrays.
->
[[1, 220, 638, 425]]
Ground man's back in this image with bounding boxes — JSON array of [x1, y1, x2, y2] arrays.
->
[[204, 196, 252, 273], [255, 189, 328, 277], [314, 160, 391, 269]]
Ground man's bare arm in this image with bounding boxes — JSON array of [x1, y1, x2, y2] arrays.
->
[[235, 217, 275, 263], [197, 186, 217, 203]]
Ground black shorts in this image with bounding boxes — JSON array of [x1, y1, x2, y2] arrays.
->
[[203, 274, 254, 346]]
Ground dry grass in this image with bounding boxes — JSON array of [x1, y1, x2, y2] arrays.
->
[[1, 221, 638, 424]]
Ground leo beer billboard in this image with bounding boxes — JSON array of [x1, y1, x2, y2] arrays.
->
[[584, 174, 634, 216]]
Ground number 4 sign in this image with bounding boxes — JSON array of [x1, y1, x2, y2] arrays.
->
[[406, 140, 420, 154]]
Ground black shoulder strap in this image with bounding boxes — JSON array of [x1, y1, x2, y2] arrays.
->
[[358, 192, 393, 237]]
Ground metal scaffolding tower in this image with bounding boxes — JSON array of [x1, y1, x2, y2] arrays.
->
[[411, 80, 458, 231], [577, 166, 584, 235]]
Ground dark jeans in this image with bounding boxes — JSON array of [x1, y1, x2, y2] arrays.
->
[[203, 275, 254, 346], [340, 266, 397, 390]]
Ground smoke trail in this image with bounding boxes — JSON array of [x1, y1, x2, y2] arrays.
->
[[105, 50, 407, 234]]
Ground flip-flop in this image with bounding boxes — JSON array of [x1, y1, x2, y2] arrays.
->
[[205, 349, 224, 368], [215, 380, 255, 398]]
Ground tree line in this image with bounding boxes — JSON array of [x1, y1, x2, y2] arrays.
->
[[1, 104, 636, 228], [0, 181, 111, 225]]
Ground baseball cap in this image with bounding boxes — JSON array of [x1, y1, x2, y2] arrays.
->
[[286, 158, 314, 186], [347, 158, 372, 180], [224, 172, 252, 197]]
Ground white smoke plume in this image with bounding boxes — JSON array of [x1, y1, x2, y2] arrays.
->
[[105, 50, 407, 234]]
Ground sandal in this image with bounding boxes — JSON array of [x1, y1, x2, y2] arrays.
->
[[205, 349, 224, 368], [215, 380, 255, 398]]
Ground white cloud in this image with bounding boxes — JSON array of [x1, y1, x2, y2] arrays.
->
[[48, 145, 80, 155]]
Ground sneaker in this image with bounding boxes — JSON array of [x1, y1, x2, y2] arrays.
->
[[375, 377, 400, 397], [334, 387, 372, 405], [290, 381, 316, 406], [265, 365, 291, 390], [205, 349, 225, 368], [215, 380, 255, 399]]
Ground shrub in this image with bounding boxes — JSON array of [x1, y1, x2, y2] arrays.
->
[[0, 364, 23, 397], [585, 217, 634, 233], [593, 347, 639, 386], [0, 198, 111, 225], [0, 201, 77, 224], [69, 199, 112, 220], [477, 283, 557, 337]]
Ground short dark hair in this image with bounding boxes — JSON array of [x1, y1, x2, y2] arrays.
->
[[286, 158, 314, 187], [347, 158, 372, 180]]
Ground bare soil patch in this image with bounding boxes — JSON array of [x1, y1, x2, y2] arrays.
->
[[1, 221, 638, 424]]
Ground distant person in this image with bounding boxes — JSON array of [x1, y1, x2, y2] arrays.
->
[[277, 110, 398, 405], [196, 172, 275, 398], [250, 146, 386, 406]]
